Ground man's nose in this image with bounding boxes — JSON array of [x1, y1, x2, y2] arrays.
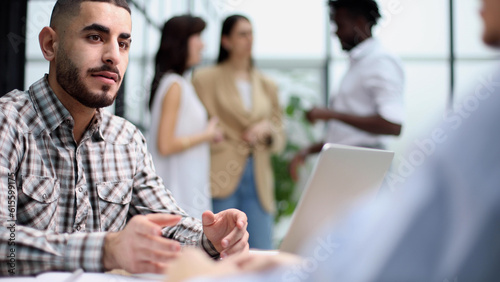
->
[[102, 42, 121, 66]]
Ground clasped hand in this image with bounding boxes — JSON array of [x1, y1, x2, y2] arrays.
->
[[103, 209, 249, 274]]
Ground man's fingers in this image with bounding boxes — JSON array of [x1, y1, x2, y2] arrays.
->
[[229, 209, 247, 228], [203, 209, 249, 256], [202, 210, 216, 227], [129, 215, 163, 237], [105, 215, 184, 274], [127, 215, 182, 262], [220, 222, 249, 256], [145, 213, 182, 227], [132, 214, 181, 237], [134, 235, 181, 262], [222, 233, 249, 257]]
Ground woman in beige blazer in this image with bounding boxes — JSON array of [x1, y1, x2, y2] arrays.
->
[[192, 15, 285, 249]]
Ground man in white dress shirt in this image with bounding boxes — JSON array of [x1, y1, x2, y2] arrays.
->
[[290, 0, 405, 180]]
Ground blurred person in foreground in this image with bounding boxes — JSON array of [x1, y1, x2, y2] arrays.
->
[[290, 0, 405, 181], [166, 0, 500, 280], [0, 0, 248, 276], [148, 15, 223, 220], [192, 15, 286, 250]]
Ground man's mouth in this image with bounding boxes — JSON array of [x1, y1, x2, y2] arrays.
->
[[91, 71, 119, 83]]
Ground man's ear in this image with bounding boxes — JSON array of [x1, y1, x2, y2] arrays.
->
[[39, 26, 58, 61]]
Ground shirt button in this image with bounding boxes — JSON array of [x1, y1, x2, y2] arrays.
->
[[76, 225, 81, 231], [42, 194, 47, 200], [78, 187, 83, 193]]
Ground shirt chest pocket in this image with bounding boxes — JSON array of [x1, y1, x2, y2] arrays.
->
[[17, 175, 60, 230], [96, 179, 133, 231]]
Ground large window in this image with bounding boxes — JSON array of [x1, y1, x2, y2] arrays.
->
[[24, 0, 499, 169], [22, 0, 500, 247]]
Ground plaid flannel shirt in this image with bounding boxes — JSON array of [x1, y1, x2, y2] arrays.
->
[[0, 76, 219, 276]]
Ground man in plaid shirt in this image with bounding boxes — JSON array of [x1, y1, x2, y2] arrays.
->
[[0, 0, 249, 276]]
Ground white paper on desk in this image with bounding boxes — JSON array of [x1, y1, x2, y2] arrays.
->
[[249, 249, 279, 255], [0, 277, 37, 281], [0, 272, 165, 282]]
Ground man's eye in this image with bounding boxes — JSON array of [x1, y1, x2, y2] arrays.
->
[[119, 41, 130, 50], [88, 35, 101, 41]]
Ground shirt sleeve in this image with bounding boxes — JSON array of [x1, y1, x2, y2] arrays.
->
[[0, 111, 107, 276], [0, 224, 107, 275], [128, 128, 220, 258], [364, 55, 405, 125]]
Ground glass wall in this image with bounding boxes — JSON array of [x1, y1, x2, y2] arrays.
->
[[26, 0, 499, 148], [24, 0, 499, 244]]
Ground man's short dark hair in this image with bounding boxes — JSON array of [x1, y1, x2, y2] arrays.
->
[[50, 0, 131, 29], [328, 0, 381, 27]]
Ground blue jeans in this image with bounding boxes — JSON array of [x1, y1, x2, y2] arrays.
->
[[212, 157, 273, 249]]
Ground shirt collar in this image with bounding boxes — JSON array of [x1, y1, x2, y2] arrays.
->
[[29, 75, 73, 132], [348, 37, 380, 63], [29, 75, 104, 139], [91, 109, 105, 141]]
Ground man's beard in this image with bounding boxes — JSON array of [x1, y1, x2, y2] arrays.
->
[[56, 47, 122, 109]]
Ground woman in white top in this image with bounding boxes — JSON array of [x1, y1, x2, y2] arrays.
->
[[148, 15, 222, 219]]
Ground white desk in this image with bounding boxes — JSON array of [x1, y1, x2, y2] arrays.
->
[[2, 251, 278, 281], [0, 271, 164, 281]]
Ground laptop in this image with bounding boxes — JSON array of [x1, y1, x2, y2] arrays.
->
[[279, 143, 394, 254]]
